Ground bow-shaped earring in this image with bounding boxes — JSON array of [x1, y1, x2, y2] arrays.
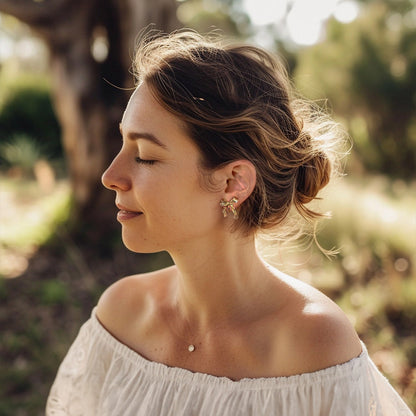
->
[[220, 197, 239, 219]]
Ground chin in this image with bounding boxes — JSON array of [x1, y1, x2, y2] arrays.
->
[[121, 233, 164, 254], [125, 245, 163, 254]]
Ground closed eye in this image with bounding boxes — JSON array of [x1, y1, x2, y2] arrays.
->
[[135, 157, 156, 165]]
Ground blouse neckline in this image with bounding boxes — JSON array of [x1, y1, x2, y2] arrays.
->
[[90, 307, 367, 390]]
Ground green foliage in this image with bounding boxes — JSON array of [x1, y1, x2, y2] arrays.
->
[[39, 280, 69, 306], [294, 1, 416, 179], [320, 177, 415, 279], [177, 0, 243, 36], [0, 302, 67, 416], [273, 176, 416, 291], [0, 73, 62, 162], [0, 134, 44, 175]]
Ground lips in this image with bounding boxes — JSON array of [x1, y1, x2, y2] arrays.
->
[[116, 203, 143, 222]]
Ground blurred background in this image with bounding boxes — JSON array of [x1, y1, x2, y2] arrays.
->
[[0, 0, 415, 413]]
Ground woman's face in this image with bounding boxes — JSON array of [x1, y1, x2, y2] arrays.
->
[[102, 83, 224, 253]]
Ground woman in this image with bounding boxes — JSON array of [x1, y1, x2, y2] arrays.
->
[[46, 30, 413, 415]]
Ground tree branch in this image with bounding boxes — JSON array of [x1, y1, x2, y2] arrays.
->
[[0, 0, 75, 27]]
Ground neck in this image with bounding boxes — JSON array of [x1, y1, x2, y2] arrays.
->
[[168, 231, 277, 333]]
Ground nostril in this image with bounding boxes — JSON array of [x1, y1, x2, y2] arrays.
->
[[101, 169, 117, 191]]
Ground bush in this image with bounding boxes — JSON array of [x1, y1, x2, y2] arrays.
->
[[0, 134, 44, 175], [0, 75, 62, 164]]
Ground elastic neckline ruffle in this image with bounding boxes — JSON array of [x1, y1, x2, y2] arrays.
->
[[90, 307, 367, 391]]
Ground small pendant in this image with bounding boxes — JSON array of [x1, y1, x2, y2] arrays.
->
[[188, 344, 195, 352]]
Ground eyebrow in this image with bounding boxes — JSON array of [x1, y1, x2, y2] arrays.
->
[[119, 124, 167, 149]]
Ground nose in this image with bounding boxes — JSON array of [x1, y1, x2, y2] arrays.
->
[[101, 154, 130, 192]]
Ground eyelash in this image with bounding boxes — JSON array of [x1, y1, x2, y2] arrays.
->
[[135, 157, 156, 165]]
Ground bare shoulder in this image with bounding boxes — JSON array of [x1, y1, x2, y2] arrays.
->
[[272, 271, 362, 375], [286, 300, 362, 371], [96, 265, 175, 336]]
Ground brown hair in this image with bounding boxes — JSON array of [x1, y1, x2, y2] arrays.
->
[[133, 30, 343, 236]]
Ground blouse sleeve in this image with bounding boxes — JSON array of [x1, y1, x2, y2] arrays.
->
[[46, 317, 106, 415], [363, 357, 414, 416]]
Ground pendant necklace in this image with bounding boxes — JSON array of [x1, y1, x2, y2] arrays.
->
[[162, 306, 198, 353]]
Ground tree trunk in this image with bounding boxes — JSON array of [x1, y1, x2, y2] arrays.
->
[[0, 0, 179, 244]]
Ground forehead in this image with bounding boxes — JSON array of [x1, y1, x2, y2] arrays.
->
[[121, 83, 186, 135]]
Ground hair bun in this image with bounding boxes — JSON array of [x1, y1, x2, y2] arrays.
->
[[295, 151, 331, 205]]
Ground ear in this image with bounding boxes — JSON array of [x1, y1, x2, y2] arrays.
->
[[221, 160, 256, 205]]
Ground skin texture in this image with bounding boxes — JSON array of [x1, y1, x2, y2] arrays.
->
[[99, 83, 362, 380]]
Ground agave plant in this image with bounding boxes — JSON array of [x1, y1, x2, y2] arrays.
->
[[0, 134, 44, 177]]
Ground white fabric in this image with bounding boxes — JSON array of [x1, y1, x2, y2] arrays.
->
[[46, 308, 413, 416]]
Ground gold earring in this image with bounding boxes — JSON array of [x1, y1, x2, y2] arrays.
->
[[220, 197, 239, 219]]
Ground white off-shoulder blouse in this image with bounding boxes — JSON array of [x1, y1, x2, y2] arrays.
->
[[46, 309, 413, 415]]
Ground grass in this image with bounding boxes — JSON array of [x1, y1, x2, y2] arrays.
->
[[0, 174, 415, 414], [0, 176, 71, 279], [320, 176, 416, 260], [0, 177, 71, 248]]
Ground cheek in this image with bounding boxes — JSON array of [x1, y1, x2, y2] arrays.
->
[[132, 165, 221, 231], [162, 183, 217, 229], [130, 170, 183, 219]]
